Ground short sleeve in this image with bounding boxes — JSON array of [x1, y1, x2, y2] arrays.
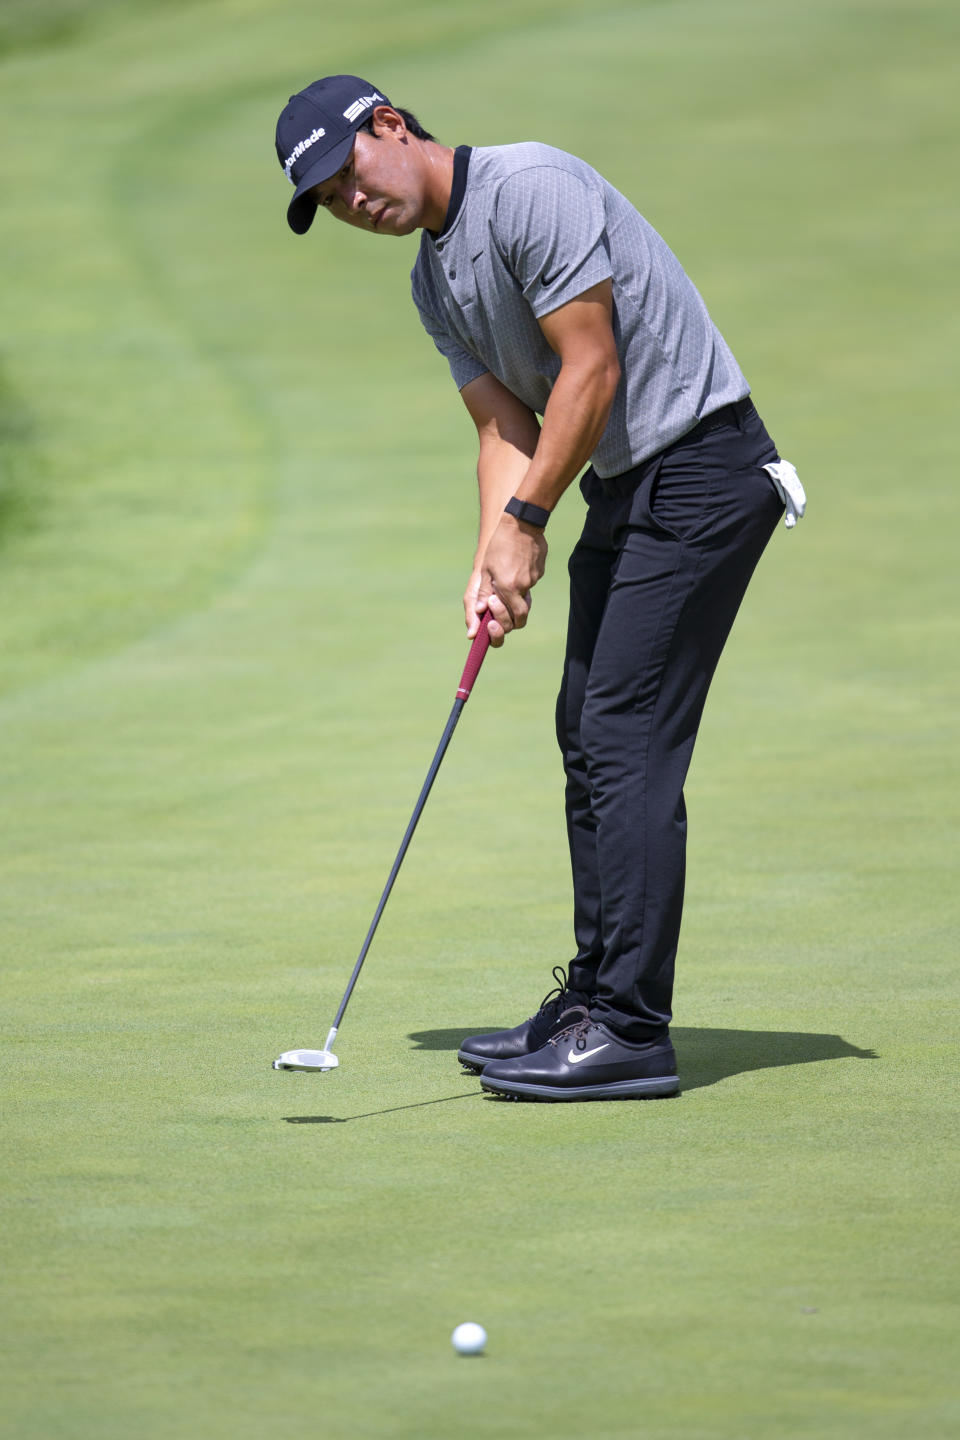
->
[[411, 263, 489, 392], [492, 167, 613, 318]]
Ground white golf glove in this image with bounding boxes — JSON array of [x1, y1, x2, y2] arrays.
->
[[763, 459, 806, 529]]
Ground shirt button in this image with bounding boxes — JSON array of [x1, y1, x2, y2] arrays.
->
[[436, 241, 444, 251], [449, 269, 457, 279]]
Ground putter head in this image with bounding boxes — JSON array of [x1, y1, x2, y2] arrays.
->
[[272, 1048, 339, 1073]]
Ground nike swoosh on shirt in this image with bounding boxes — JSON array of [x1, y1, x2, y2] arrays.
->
[[567, 1044, 610, 1064], [541, 267, 564, 286]]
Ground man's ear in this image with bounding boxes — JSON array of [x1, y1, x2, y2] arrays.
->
[[371, 105, 407, 141]]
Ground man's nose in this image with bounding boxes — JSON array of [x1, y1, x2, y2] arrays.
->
[[339, 180, 365, 213]]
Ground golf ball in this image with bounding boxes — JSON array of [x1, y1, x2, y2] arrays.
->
[[451, 1322, 487, 1355]]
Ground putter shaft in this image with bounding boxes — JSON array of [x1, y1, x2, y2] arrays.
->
[[331, 613, 494, 1029], [275, 619, 494, 1071], [332, 694, 467, 1032]]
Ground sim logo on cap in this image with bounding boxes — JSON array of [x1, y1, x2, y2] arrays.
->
[[343, 92, 384, 124]]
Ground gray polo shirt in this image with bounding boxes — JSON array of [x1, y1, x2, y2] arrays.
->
[[410, 142, 749, 478]]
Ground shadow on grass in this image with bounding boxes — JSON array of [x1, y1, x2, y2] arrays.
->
[[672, 1027, 876, 1091], [283, 1092, 479, 1124], [407, 1026, 878, 1093]]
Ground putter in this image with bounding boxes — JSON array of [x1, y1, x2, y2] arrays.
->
[[274, 616, 495, 1074]]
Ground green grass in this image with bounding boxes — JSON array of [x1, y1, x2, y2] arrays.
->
[[1, 0, 958, 1436]]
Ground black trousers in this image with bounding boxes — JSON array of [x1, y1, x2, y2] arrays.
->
[[556, 399, 783, 1041]]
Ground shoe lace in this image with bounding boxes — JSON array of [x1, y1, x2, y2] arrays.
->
[[548, 1015, 595, 1050], [531, 965, 576, 1022]]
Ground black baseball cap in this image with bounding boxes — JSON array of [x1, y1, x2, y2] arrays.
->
[[276, 75, 391, 234]]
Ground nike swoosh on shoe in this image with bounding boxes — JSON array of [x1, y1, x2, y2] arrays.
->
[[567, 1044, 609, 1064]]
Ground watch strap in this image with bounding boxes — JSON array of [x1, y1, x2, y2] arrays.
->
[[504, 496, 551, 529]]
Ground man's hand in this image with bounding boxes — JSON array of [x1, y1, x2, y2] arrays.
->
[[471, 513, 548, 647]]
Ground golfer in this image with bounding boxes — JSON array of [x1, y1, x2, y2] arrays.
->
[[275, 75, 805, 1101]]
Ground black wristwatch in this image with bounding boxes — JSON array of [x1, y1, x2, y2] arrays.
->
[[504, 496, 551, 529]]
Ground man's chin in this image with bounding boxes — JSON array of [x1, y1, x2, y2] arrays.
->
[[379, 215, 418, 237], [372, 201, 426, 236]]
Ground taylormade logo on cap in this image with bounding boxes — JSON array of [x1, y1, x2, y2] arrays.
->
[[284, 126, 326, 181]]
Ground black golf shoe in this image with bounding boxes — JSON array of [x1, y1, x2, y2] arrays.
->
[[479, 1016, 679, 1101], [457, 966, 591, 1073]]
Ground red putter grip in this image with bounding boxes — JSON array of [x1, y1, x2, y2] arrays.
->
[[456, 616, 494, 700]]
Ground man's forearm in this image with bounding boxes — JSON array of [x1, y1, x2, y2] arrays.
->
[[513, 351, 620, 514], [471, 351, 616, 623], [459, 289, 619, 643], [474, 438, 533, 566]]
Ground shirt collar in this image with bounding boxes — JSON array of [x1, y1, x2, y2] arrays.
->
[[433, 145, 472, 240]]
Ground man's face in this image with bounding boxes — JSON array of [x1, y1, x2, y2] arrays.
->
[[308, 115, 428, 237]]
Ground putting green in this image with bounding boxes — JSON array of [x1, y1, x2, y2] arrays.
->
[[1, 1, 957, 1436]]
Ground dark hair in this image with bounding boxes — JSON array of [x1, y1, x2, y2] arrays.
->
[[359, 106, 436, 143]]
